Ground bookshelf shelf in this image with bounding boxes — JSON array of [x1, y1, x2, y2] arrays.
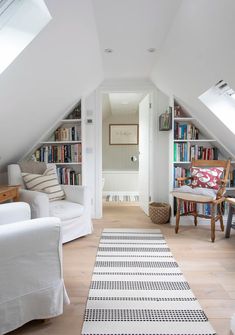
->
[[170, 98, 235, 218], [61, 119, 82, 123], [174, 139, 217, 143], [40, 141, 82, 144], [33, 100, 83, 186], [173, 161, 191, 164], [174, 117, 195, 121], [55, 162, 82, 165]]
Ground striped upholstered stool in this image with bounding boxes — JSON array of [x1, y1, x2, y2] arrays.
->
[[225, 197, 235, 238]]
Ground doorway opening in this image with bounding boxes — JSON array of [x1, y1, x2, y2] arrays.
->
[[101, 92, 151, 215]]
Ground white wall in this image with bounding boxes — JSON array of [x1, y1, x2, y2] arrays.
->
[[102, 113, 139, 171], [152, 89, 171, 203], [103, 170, 139, 192], [0, 0, 103, 175], [151, 0, 235, 158]]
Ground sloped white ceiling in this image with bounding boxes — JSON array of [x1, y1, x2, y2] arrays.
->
[[1, 0, 235, 175], [0, 0, 103, 172], [92, 0, 181, 78], [151, 0, 235, 157]]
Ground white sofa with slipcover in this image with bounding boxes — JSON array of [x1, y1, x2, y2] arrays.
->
[[0, 202, 69, 335]]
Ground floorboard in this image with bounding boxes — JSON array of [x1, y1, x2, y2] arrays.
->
[[9, 205, 235, 335]]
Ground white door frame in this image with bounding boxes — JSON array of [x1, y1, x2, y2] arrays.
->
[[95, 81, 155, 218]]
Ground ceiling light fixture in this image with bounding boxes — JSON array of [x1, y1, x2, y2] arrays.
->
[[147, 48, 156, 53], [104, 48, 113, 53]]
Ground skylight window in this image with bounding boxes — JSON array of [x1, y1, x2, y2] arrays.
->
[[199, 80, 235, 134], [0, 0, 51, 75]]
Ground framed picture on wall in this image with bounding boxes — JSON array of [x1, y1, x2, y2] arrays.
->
[[109, 124, 139, 145]]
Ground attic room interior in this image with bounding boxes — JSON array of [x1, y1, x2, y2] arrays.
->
[[1, 0, 235, 334]]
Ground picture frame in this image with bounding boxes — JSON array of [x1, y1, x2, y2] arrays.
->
[[109, 124, 139, 145]]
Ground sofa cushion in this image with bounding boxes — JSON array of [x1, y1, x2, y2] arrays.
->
[[191, 167, 224, 190], [22, 167, 65, 201], [49, 200, 84, 221], [172, 185, 217, 202]]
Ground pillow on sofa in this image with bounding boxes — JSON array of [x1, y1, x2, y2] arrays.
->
[[22, 167, 65, 201], [191, 167, 224, 190]]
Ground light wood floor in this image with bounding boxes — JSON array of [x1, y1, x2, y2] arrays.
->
[[10, 204, 235, 335]]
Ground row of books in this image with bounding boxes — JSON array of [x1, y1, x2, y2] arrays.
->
[[174, 200, 196, 215], [174, 143, 219, 161], [54, 126, 81, 141], [34, 144, 82, 163], [227, 170, 235, 187], [174, 200, 218, 216], [56, 167, 82, 185], [174, 123, 199, 140]]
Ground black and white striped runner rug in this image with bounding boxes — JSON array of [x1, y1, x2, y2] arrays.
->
[[81, 228, 216, 335], [105, 195, 139, 202]]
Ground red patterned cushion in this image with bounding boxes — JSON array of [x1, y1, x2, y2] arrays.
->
[[191, 167, 224, 190]]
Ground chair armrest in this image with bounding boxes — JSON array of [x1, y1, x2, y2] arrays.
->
[[175, 177, 193, 181], [216, 179, 227, 199], [0, 202, 30, 225], [19, 189, 50, 219], [62, 185, 89, 205], [175, 176, 193, 186]]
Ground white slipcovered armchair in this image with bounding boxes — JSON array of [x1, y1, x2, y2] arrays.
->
[[8, 162, 92, 243], [0, 202, 69, 335]]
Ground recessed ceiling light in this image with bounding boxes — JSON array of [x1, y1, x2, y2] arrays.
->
[[147, 48, 156, 53], [121, 102, 129, 105], [104, 48, 113, 53]]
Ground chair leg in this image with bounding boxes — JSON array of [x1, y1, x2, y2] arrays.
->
[[194, 203, 198, 226], [210, 204, 216, 242], [218, 203, 224, 231], [225, 204, 233, 238], [175, 199, 181, 234]]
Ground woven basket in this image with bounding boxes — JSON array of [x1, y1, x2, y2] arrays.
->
[[149, 202, 170, 224]]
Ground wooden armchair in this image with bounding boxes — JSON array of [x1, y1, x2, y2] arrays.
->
[[172, 159, 231, 242]]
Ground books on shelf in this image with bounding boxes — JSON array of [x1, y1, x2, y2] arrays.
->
[[35, 143, 82, 164], [57, 167, 82, 185], [174, 143, 218, 162], [173, 167, 190, 188], [174, 122, 199, 140], [32, 99, 83, 186], [171, 99, 234, 220], [65, 101, 81, 119], [227, 169, 235, 187], [54, 125, 81, 141], [174, 199, 221, 216]]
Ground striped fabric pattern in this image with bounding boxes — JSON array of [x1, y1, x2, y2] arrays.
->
[[81, 228, 216, 335], [105, 195, 139, 202], [22, 167, 65, 201]]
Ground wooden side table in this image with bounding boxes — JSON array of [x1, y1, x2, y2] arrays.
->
[[0, 185, 20, 203], [225, 197, 235, 238]]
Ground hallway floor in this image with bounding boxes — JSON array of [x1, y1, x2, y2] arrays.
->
[[10, 205, 235, 335]]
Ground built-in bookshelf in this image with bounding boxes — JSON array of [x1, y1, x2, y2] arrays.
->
[[169, 99, 235, 217], [33, 100, 83, 185]]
